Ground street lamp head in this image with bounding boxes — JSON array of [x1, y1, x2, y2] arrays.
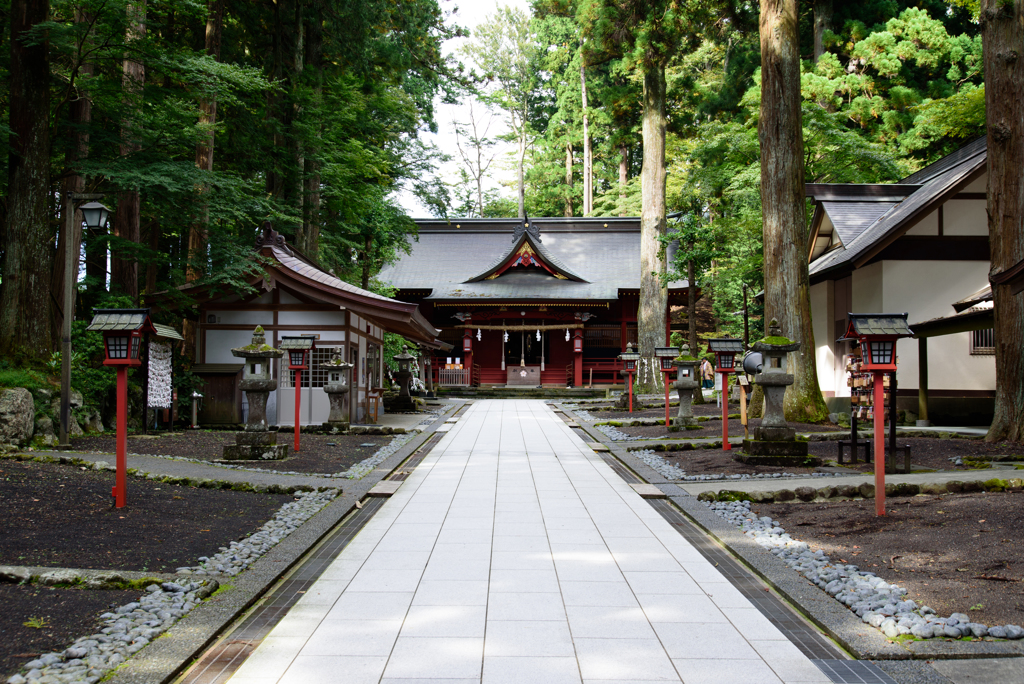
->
[[80, 202, 111, 230]]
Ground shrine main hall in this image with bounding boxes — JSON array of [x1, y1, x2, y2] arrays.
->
[[378, 217, 689, 388]]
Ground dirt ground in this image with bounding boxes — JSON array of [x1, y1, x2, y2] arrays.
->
[[0, 583, 140, 677], [808, 437, 1024, 473], [661, 449, 821, 476], [69, 430, 392, 475], [618, 417, 843, 441], [753, 491, 1024, 628], [0, 459, 291, 572]]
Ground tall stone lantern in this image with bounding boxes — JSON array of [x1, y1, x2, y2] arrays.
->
[[740, 320, 815, 466], [222, 326, 288, 460], [390, 345, 418, 412], [322, 354, 353, 431], [672, 344, 700, 427]]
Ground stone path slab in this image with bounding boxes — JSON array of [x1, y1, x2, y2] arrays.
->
[[226, 399, 831, 684]]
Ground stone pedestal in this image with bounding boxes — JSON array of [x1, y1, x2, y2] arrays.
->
[[390, 369, 417, 412], [322, 382, 350, 431], [672, 377, 699, 427]]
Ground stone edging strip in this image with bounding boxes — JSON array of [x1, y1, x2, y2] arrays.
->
[[98, 401, 463, 684]]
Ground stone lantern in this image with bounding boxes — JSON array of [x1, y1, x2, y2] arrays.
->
[[740, 320, 814, 465], [390, 345, 418, 412], [672, 344, 700, 427], [321, 354, 354, 431], [222, 326, 288, 460]]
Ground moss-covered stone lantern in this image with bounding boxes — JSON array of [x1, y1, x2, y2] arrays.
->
[[671, 344, 700, 427], [739, 319, 816, 466], [222, 326, 288, 460], [321, 354, 353, 431]]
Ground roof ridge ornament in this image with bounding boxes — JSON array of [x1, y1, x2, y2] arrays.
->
[[256, 220, 287, 250], [512, 214, 541, 243]]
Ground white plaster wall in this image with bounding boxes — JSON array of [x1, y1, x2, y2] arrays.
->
[[351, 314, 363, 331], [905, 210, 939, 236], [852, 262, 883, 311], [810, 282, 834, 393], [204, 330, 255, 363], [205, 310, 273, 325], [943, 200, 987, 236], [276, 388, 329, 426], [881, 260, 994, 391], [278, 310, 345, 326], [279, 291, 301, 304]]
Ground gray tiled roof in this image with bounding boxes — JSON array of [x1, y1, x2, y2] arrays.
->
[[272, 247, 398, 304], [809, 144, 985, 278], [380, 219, 687, 300], [86, 310, 150, 332], [707, 338, 745, 353], [821, 201, 897, 245], [847, 313, 913, 337], [901, 136, 986, 185], [465, 232, 588, 283], [152, 323, 183, 341]]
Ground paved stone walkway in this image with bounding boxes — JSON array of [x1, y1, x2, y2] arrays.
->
[[226, 400, 831, 684]]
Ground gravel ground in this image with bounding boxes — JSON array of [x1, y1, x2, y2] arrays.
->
[[752, 491, 1024, 628], [68, 431, 392, 475], [0, 460, 292, 572], [0, 585, 138, 678], [618, 417, 842, 440]]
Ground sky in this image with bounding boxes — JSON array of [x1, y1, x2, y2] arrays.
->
[[396, 0, 533, 218]]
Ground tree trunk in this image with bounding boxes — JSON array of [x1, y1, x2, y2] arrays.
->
[[111, 0, 147, 301], [517, 133, 526, 218], [813, 0, 832, 64], [688, 257, 704, 405], [361, 234, 372, 290], [564, 142, 573, 217], [636, 65, 668, 393], [619, 144, 628, 216], [759, 0, 829, 423], [1, 0, 53, 358], [144, 220, 159, 294], [981, 0, 1024, 443], [581, 60, 593, 215], [52, 8, 93, 348], [301, 2, 323, 257]]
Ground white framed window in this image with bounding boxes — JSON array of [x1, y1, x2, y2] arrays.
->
[[279, 345, 346, 388]]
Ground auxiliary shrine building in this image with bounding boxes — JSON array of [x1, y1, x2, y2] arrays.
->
[[379, 217, 688, 388]]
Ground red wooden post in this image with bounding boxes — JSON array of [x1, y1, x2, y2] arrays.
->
[[873, 371, 886, 515], [721, 371, 730, 451], [294, 368, 302, 453], [113, 367, 128, 508], [573, 329, 583, 387]]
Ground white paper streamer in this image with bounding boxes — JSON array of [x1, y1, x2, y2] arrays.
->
[[148, 341, 173, 408]]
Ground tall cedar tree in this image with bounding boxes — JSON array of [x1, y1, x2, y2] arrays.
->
[[980, 0, 1024, 442], [759, 0, 829, 422], [579, 0, 709, 390], [1, 0, 53, 357]]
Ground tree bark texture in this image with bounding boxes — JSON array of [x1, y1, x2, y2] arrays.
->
[[1, 0, 53, 357], [981, 0, 1024, 443], [758, 0, 829, 422], [813, 0, 832, 64], [564, 143, 573, 217], [52, 9, 93, 347], [111, 0, 147, 301], [619, 144, 628, 216], [581, 60, 592, 216], [637, 65, 668, 393], [300, 2, 323, 257]]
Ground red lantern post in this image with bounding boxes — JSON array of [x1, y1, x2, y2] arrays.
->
[[839, 314, 913, 516], [655, 347, 680, 427], [708, 338, 744, 451], [281, 336, 316, 453], [87, 309, 156, 508]]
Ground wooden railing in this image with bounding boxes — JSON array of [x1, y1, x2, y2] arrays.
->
[[472, 363, 481, 387], [437, 368, 471, 386]]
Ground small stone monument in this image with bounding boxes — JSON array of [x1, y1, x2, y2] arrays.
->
[[322, 354, 353, 431], [390, 345, 418, 413], [739, 320, 818, 466], [222, 327, 288, 460], [672, 344, 700, 427]]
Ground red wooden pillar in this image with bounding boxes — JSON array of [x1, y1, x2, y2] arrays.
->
[[573, 329, 583, 387], [113, 367, 128, 508], [463, 327, 473, 384]]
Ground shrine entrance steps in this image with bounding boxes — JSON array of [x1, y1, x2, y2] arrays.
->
[[435, 386, 607, 399]]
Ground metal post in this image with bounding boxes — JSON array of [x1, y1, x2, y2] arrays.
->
[[873, 371, 886, 516], [294, 368, 302, 452], [114, 367, 128, 508], [721, 372, 731, 451], [59, 194, 76, 448], [742, 284, 749, 349]]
